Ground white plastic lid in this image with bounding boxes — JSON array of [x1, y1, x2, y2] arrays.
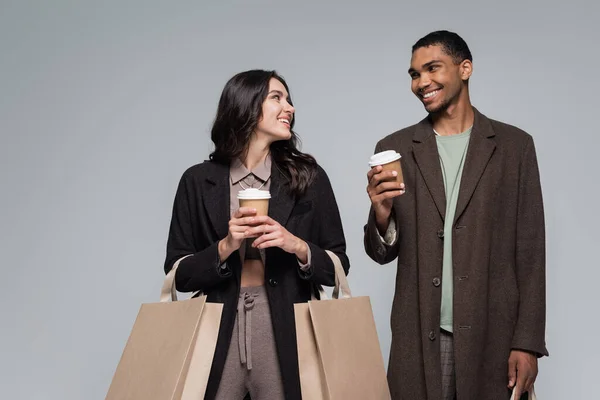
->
[[237, 188, 271, 200], [368, 150, 401, 167]]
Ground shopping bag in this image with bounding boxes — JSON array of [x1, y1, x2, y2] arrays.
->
[[106, 256, 222, 399], [294, 250, 391, 400]]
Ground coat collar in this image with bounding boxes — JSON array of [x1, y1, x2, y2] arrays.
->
[[412, 107, 496, 223], [201, 160, 296, 239]]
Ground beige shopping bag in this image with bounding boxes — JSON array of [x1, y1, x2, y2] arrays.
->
[[106, 256, 222, 400], [294, 250, 391, 400]]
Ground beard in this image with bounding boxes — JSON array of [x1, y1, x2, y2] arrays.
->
[[425, 99, 450, 114], [425, 93, 452, 114], [423, 85, 461, 115]]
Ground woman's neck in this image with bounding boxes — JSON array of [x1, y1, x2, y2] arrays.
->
[[242, 138, 270, 170]]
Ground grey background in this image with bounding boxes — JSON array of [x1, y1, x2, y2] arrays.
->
[[1, 0, 597, 398]]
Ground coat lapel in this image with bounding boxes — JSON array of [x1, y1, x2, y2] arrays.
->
[[412, 118, 447, 221], [201, 160, 296, 241], [202, 161, 230, 240], [454, 108, 496, 223], [268, 165, 296, 227]]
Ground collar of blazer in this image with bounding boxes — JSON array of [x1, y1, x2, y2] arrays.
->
[[202, 160, 297, 240], [411, 106, 497, 224]]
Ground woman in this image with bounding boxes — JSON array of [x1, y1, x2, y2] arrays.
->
[[164, 70, 349, 400]]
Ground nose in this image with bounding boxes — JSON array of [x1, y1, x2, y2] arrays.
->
[[285, 102, 295, 116], [418, 73, 431, 90]]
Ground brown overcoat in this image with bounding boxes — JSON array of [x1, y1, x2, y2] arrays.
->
[[364, 108, 548, 399]]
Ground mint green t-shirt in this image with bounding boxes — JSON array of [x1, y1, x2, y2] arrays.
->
[[435, 127, 472, 333]]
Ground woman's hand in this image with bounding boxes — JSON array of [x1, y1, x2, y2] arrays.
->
[[245, 216, 309, 263], [218, 207, 261, 261]]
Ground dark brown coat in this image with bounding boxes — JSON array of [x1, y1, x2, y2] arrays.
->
[[365, 108, 548, 400]]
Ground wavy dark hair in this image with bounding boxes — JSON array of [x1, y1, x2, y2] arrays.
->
[[209, 70, 317, 196]]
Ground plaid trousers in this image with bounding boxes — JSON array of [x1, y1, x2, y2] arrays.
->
[[440, 329, 457, 400]]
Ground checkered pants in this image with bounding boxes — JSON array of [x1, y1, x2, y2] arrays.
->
[[440, 329, 457, 400]]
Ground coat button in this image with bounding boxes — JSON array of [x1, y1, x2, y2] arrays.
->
[[268, 278, 278, 287], [429, 330, 436, 341], [432, 277, 441, 287], [437, 229, 444, 238]]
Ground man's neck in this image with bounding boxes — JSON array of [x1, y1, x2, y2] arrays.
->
[[431, 101, 475, 136]]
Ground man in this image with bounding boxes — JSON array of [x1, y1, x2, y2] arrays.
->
[[364, 30, 548, 399]]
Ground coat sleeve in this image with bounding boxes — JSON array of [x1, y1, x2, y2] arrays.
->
[[511, 136, 549, 357], [298, 166, 350, 287], [364, 140, 401, 264], [164, 170, 234, 293]]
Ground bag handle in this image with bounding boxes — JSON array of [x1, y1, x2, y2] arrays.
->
[[510, 386, 537, 400], [313, 250, 351, 300], [327, 250, 351, 299], [160, 255, 193, 302]]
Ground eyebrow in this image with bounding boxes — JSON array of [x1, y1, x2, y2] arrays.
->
[[268, 90, 286, 97], [408, 59, 443, 74]]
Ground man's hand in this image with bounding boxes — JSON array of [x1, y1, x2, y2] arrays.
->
[[508, 350, 538, 399], [366, 165, 405, 235]]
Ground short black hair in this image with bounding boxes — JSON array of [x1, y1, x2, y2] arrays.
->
[[412, 30, 472, 64]]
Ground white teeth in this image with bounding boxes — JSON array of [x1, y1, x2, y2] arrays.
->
[[278, 119, 290, 124], [423, 90, 439, 99]]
